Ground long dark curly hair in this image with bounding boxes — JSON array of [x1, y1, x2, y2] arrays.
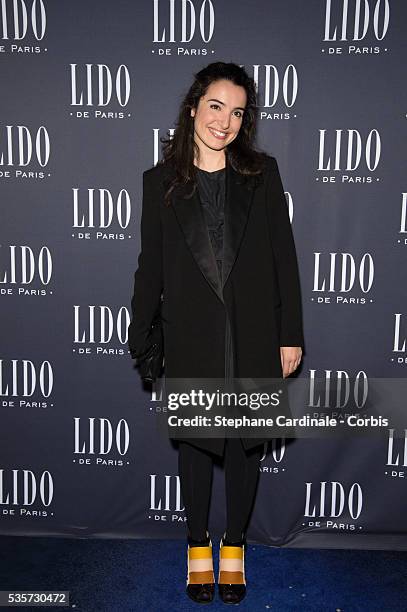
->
[[159, 61, 269, 206]]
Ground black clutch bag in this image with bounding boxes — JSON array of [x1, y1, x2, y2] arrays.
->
[[134, 316, 164, 383]]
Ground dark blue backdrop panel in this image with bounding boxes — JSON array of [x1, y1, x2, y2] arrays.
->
[[1, 0, 406, 549]]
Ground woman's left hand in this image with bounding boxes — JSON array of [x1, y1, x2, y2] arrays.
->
[[280, 346, 302, 378]]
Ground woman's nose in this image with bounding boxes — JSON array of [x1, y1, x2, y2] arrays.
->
[[219, 114, 231, 130]]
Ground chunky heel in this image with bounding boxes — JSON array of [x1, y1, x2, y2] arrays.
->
[[186, 531, 215, 604], [218, 533, 247, 604]]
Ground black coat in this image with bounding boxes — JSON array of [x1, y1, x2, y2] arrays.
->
[[128, 154, 305, 456]]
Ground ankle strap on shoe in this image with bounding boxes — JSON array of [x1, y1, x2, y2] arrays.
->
[[218, 539, 246, 585], [187, 541, 215, 585]]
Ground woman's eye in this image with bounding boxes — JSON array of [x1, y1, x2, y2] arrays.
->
[[210, 104, 220, 110], [234, 111, 243, 118]]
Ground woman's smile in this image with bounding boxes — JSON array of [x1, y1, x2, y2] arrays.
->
[[208, 127, 228, 140]]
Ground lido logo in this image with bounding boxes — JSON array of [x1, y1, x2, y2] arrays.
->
[[0, 125, 50, 167], [0, 245, 52, 286], [304, 481, 363, 520], [309, 370, 368, 410], [318, 129, 381, 172], [252, 64, 299, 110], [70, 64, 131, 107], [0, 469, 53, 507], [0, 359, 53, 398], [0, 0, 46, 41], [393, 314, 406, 356], [323, 0, 389, 42], [259, 439, 286, 471], [153, 0, 215, 43], [72, 188, 132, 235], [264, 438, 286, 463], [400, 194, 407, 236], [313, 252, 374, 296], [150, 474, 184, 512], [73, 305, 130, 345], [387, 429, 407, 469], [74, 417, 130, 456]]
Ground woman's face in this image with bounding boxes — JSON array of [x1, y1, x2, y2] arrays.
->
[[190, 79, 247, 156]]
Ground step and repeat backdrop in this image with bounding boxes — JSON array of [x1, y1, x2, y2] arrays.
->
[[1, 0, 406, 549]]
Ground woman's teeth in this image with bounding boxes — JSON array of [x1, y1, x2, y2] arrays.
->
[[209, 128, 227, 140]]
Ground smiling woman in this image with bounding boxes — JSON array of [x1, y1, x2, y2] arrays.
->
[[190, 81, 247, 158], [128, 61, 304, 605]]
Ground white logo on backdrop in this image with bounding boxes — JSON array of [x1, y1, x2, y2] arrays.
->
[[152, 0, 215, 56], [0, 468, 54, 517], [0, 245, 53, 295], [259, 438, 287, 474], [251, 64, 299, 121], [73, 417, 130, 467], [317, 129, 381, 183], [70, 64, 131, 120], [322, 0, 390, 55], [0, 358, 53, 407], [303, 480, 363, 530], [72, 188, 132, 241], [312, 251, 374, 304], [0, 125, 50, 179], [392, 314, 407, 367], [308, 369, 368, 416], [0, 0, 47, 53], [386, 429, 407, 479], [399, 193, 407, 245], [73, 305, 130, 356], [153, 128, 175, 165], [149, 474, 186, 525]]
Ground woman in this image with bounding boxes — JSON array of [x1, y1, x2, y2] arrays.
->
[[128, 62, 304, 604]]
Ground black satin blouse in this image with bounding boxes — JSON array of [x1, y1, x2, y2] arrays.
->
[[195, 166, 226, 284]]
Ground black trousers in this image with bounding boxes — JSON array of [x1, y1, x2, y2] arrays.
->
[[178, 437, 263, 543]]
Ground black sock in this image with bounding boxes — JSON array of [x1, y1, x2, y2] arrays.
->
[[222, 533, 246, 547], [188, 533, 210, 547]]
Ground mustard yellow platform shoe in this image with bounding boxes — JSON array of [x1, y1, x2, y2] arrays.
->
[[186, 531, 215, 604], [218, 532, 247, 604]]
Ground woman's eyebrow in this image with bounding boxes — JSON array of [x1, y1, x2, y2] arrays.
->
[[207, 98, 245, 111]]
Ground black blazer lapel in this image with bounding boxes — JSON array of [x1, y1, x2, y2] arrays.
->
[[171, 158, 257, 304], [171, 178, 224, 302], [222, 160, 256, 290]]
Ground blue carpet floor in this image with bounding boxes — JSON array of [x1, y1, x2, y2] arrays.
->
[[0, 536, 406, 611]]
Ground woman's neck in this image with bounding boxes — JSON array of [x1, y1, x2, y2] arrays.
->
[[193, 150, 226, 173]]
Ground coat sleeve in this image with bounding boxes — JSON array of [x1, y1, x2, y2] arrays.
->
[[127, 168, 163, 359], [265, 156, 305, 350]]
